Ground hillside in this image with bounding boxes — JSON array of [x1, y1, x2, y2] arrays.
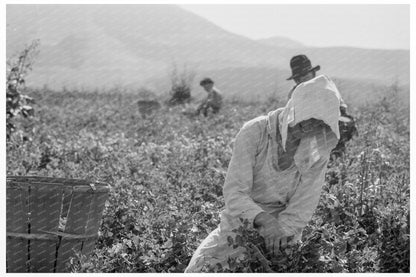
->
[[257, 36, 306, 48], [6, 4, 409, 98]]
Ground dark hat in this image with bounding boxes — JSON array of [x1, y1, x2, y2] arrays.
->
[[200, 78, 214, 86], [287, 55, 320, 80]]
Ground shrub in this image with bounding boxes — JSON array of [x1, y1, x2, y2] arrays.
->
[[6, 39, 39, 140], [167, 63, 195, 105]]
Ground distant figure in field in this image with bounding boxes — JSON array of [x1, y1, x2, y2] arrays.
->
[[195, 78, 223, 117], [286, 55, 357, 157], [137, 99, 161, 119]]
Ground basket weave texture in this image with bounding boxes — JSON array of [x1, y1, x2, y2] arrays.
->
[[6, 176, 110, 272]]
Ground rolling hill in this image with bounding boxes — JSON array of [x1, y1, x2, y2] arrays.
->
[[6, 4, 409, 106], [257, 36, 306, 48]]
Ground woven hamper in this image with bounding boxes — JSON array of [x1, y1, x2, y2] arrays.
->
[[6, 176, 110, 273]]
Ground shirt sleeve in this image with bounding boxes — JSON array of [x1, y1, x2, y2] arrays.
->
[[213, 91, 223, 107], [223, 121, 265, 227], [275, 156, 329, 237]]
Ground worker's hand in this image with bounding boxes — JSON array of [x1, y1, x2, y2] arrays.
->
[[254, 212, 293, 256]]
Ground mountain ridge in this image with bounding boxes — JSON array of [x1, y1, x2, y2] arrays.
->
[[6, 4, 409, 105], [257, 36, 306, 48]]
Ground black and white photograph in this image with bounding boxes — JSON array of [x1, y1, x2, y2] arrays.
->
[[4, 1, 411, 274]]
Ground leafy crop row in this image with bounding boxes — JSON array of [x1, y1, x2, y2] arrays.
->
[[6, 86, 409, 272]]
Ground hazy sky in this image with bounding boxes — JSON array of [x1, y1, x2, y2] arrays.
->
[[180, 4, 409, 50]]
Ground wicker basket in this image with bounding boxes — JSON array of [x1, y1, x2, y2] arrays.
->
[[6, 176, 110, 273]]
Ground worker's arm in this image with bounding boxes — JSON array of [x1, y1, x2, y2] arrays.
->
[[274, 157, 328, 238], [275, 127, 338, 239], [195, 97, 208, 115], [223, 120, 265, 227]]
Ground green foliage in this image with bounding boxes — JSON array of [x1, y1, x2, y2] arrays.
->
[[6, 86, 409, 273], [167, 63, 195, 105], [6, 40, 39, 140]]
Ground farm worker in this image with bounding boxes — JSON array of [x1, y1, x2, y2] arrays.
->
[[185, 74, 341, 272], [195, 78, 223, 117], [287, 54, 357, 156]]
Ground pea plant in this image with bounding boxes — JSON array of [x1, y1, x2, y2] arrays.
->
[[6, 39, 39, 141]]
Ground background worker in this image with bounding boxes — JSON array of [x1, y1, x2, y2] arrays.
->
[[196, 78, 223, 117]]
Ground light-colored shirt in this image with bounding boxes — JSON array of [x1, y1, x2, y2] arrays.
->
[[185, 106, 340, 272], [219, 108, 338, 239], [197, 87, 223, 111]]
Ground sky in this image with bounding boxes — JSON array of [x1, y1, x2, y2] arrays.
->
[[180, 4, 410, 50]]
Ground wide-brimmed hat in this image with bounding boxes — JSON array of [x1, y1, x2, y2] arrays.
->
[[279, 75, 341, 151], [287, 55, 320, 80]]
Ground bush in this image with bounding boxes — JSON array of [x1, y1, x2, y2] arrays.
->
[[6, 40, 39, 140], [166, 63, 195, 105]]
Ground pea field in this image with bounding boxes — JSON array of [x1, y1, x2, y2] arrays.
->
[[6, 85, 409, 273]]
